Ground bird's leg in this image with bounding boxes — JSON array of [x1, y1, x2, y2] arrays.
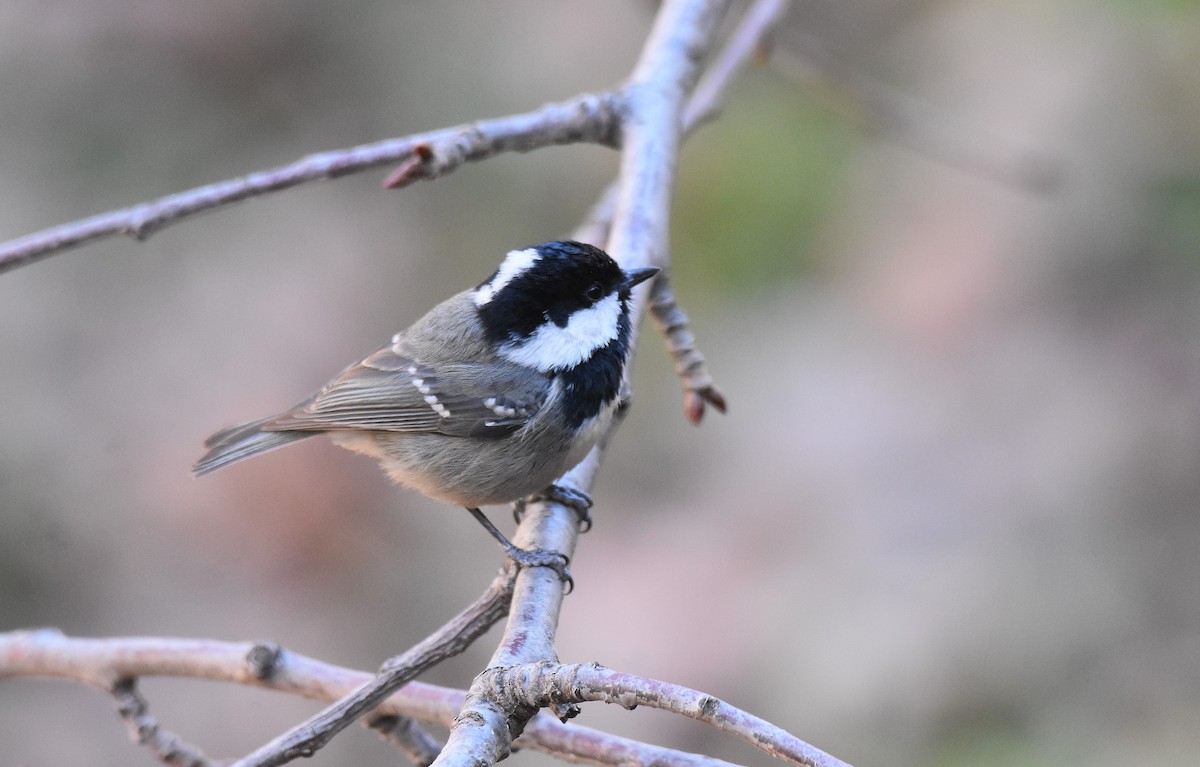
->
[[466, 507, 573, 591]]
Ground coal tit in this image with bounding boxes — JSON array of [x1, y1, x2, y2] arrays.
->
[[194, 240, 659, 578]]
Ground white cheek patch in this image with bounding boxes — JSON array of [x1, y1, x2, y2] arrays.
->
[[472, 247, 541, 307], [498, 293, 621, 372]]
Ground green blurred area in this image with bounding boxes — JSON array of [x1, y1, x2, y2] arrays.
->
[[1108, 0, 1200, 15], [1159, 178, 1200, 254], [674, 73, 856, 299]]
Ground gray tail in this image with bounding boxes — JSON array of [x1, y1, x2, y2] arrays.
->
[[193, 417, 312, 477]]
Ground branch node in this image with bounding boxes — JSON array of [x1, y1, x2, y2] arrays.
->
[[383, 144, 437, 189], [246, 642, 283, 681], [697, 695, 721, 717], [124, 208, 158, 241], [551, 702, 581, 723]]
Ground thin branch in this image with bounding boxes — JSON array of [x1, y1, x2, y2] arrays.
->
[[0, 630, 753, 767], [647, 0, 787, 423], [770, 42, 1063, 193], [478, 663, 852, 767], [0, 92, 621, 276], [575, 0, 790, 242], [226, 567, 516, 767], [648, 270, 727, 423], [0, 628, 473, 731], [681, 0, 790, 132], [111, 677, 214, 767]]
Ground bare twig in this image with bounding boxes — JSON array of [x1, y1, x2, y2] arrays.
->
[[576, 0, 790, 243], [111, 677, 214, 767], [648, 270, 728, 423], [0, 630, 755, 767], [647, 0, 784, 423], [366, 713, 443, 767], [524, 711, 742, 767], [652, 0, 787, 423], [770, 42, 1062, 193], [681, 0, 790, 132], [0, 92, 620, 276]]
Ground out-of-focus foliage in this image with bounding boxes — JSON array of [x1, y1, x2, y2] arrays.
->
[[674, 74, 856, 297]]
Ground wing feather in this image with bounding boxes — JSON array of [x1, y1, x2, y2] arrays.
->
[[264, 343, 545, 438]]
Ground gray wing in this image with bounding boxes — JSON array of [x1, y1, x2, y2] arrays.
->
[[263, 342, 546, 439]]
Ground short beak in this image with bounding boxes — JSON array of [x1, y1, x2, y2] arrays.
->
[[621, 266, 660, 290]]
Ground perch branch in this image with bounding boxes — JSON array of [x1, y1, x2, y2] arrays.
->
[[432, 2, 731, 765], [0, 630, 752, 767]]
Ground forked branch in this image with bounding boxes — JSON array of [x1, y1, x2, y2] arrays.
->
[[0, 630, 843, 767], [0, 2, 856, 767]]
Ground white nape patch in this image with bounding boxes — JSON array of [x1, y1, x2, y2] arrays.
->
[[472, 247, 541, 307], [498, 293, 620, 372]]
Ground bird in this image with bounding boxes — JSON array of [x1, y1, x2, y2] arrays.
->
[[194, 240, 659, 582]]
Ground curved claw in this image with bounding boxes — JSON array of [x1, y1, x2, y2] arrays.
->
[[511, 497, 528, 525], [538, 484, 594, 533]]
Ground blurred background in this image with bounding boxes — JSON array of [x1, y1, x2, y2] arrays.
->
[[1, 1, 1198, 765]]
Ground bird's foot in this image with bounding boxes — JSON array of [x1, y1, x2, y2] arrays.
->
[[468, 506, 573, 592], [513, 485, 594, 532], [540, 484, 594, 532]]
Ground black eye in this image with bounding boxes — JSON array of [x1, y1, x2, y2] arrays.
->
[[585, 283, 605, 302]]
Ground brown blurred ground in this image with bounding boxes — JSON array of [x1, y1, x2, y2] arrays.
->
[[1, 2, 1198, 766]]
